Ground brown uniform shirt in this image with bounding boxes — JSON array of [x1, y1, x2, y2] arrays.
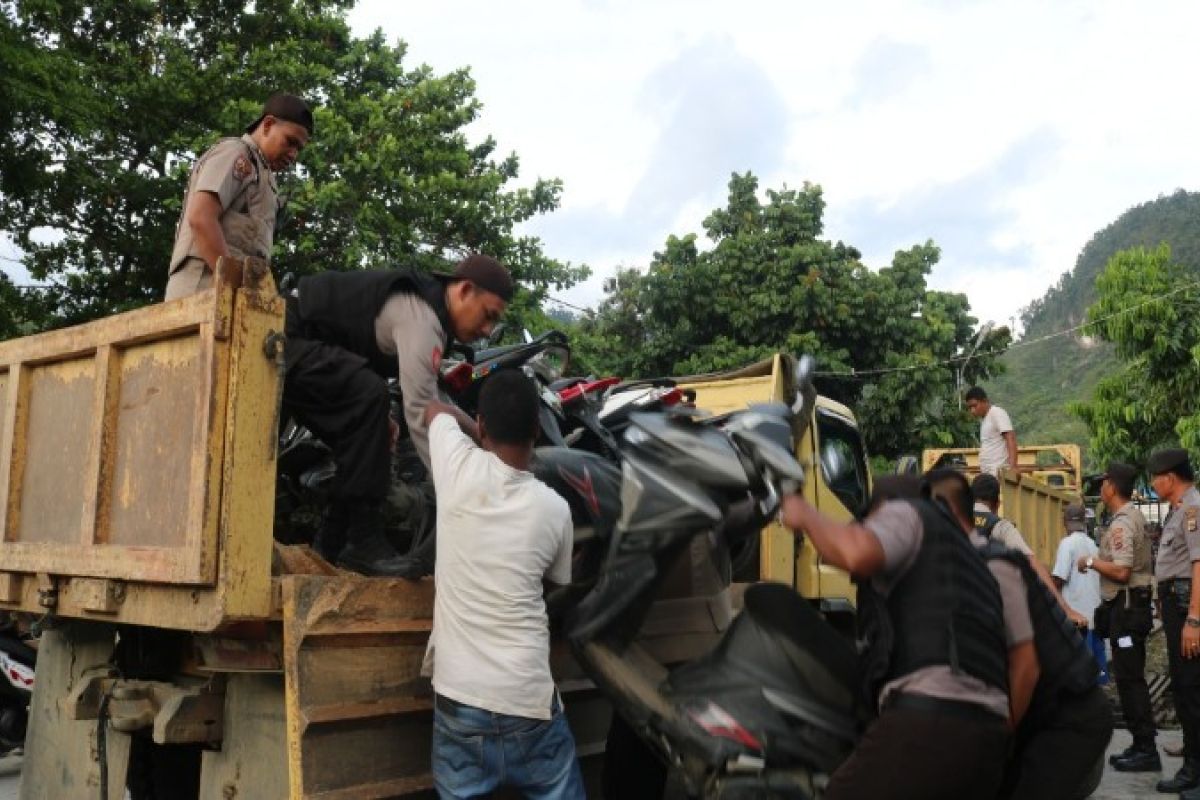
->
[[1156, 486, 1200, 581], [165, 135, 279, 300], [1098, 501, 1153, 599]]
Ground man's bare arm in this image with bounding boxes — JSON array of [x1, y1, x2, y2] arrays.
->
[[1007, 640, 1040, 728], [779, 494, 886, 578], [1003, 430, 1019, 472], [185, 191, 229, 272], [423, 399, 479, 444]]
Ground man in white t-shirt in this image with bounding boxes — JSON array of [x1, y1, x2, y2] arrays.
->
[[423, 369, 583, 799], [1052, 503, 1107, 684], [965, 386, 1017, 476]]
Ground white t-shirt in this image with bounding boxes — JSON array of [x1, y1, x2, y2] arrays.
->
[[978, 405, 1014, 475], [1051, 531, 1102, 627], [426, 414, 573, 720]]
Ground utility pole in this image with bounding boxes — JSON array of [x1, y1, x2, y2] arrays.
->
[[957, 321, 995, 408]]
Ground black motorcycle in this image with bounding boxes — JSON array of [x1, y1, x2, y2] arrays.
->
[[0, 616, 35, 754], [561, 356, 861, 798]]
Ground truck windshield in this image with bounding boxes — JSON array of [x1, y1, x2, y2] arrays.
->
[[816, 408, 870, 516]]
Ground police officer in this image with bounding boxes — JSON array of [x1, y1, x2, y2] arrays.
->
[[1076, 462, 1162, 776], [780, 472, 1010, 799], [283, 255, 511, 577], [1149, 448, 1200, 799], [972, 473, 1089, 628], [165, 92, 313, 300]]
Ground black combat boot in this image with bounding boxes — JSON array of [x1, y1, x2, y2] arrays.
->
[[1111, 742, 1161, 773], [1158, 757, 1200, 792], [337, 503, 415, 577], [311, 501, 348, 563]]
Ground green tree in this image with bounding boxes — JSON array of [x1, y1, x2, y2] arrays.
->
[[0, 0, 584, 328], [1071, 243, 1200, 465], [577, 172, 1009, 458]]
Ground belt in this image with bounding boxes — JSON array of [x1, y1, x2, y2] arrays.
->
[[883, 692, 1006, 724], [434, 691, 561, 719]]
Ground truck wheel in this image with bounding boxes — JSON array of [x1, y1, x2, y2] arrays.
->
[[126, 736, 201, 800]]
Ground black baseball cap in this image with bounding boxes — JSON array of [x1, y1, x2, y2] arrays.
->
[[246, 92, 314, 135], [1100, 461, 1138, 484], [449, 254, 513, 302], [1063, 502, 1087, 531]]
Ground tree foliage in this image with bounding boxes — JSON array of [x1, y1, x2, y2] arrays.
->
[[575, 173, 1010, 458], [1070, 243, 1200, 466], [0, 0, 583, 328]]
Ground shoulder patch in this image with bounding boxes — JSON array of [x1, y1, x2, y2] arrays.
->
[[232, 155, 254, 182], [1112, 529, 1125, 551], [1187, 507, 1198, 533], [430, 346, 442, 373]]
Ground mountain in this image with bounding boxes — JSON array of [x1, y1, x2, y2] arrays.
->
[[988, 190, 1200, 465]]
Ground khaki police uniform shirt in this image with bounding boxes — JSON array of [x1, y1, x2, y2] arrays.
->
[[165, 135, 279, 300], [1099, 501, 1153, 600], [1155, 486, 1200, 581]]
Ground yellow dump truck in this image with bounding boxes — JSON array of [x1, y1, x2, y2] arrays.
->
[[680, 358, 870, 629], [0, 262, 861, 799], [922, 446, 1082, 568]]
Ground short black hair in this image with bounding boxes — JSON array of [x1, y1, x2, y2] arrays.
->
[[924, 468, 974, 527], [1173, 461, 1197, 482], [478, 369, 540, 445], [964, 386, 988, 403], [862, 475, 923, 518], [1106, 471, 1135, 499], [971, 473, 1001, 503]]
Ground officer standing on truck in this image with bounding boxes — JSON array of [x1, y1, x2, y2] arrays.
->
[[1077, 462, 1162, 778], [283, 255, 511, 577], [165, 92, 313, 300], [779, 473, 1011, 799], [1149, 449, 1200, 799]]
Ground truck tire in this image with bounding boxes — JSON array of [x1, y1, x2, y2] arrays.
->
[[126, 736, 201, 800]]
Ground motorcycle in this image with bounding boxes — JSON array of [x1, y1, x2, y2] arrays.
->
[[0, 616, 35, 754], [561, 356, 861, 798]]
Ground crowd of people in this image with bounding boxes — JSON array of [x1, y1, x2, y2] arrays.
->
[[164, 93, 1200, 799]]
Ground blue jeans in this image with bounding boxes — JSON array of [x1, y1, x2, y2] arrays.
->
[[1087, 629, 1109, 686], [432, 693, 585, 799]]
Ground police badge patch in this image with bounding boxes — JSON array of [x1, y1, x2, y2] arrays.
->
[[232, 155, 253, 182], [1188, 507, 1198, 533]]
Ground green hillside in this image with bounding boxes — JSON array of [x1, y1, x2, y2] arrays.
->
[[990, 190, 1200, 465]]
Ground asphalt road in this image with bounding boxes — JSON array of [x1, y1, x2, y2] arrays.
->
[[0, 729, 1186, 798]]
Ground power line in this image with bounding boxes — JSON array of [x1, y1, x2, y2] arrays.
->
[[815, 277, 1200, 381], [543, 295, 591, 313]]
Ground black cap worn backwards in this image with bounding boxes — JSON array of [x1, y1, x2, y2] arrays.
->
[[246, 92, 314, 135], [971, 473, 1001, 503], [451, 254, 513, 302], [1147, 448, 1191, 476]]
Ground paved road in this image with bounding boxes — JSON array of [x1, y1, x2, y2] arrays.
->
[[0, 729, 1187, 798]]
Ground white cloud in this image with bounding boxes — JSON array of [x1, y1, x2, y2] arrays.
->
[[348, 0, 1200, 331]]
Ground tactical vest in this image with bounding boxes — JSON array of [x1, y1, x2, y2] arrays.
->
[[980, 542, 1098, 725], [974, 509, 1001, 539], [293, 268, 453, 377], [857, 499, 1009, 709]]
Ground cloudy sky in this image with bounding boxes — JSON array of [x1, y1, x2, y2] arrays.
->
[[351, 0, 1197, 333]]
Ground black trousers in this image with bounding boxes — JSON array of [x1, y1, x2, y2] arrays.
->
[[824, 703, 1009, 800], [1000, 687, 1113, 800], [282, 324, 391, 504], [1107, 592, 1156, 747], [1162, 582, 1200, 761]]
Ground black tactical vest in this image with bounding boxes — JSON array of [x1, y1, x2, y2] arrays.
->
[[293, 268, 453, 377], [980, 542, 1098, 726], [857, 499, 1009, 709], [974, 509, 1001, 539]]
